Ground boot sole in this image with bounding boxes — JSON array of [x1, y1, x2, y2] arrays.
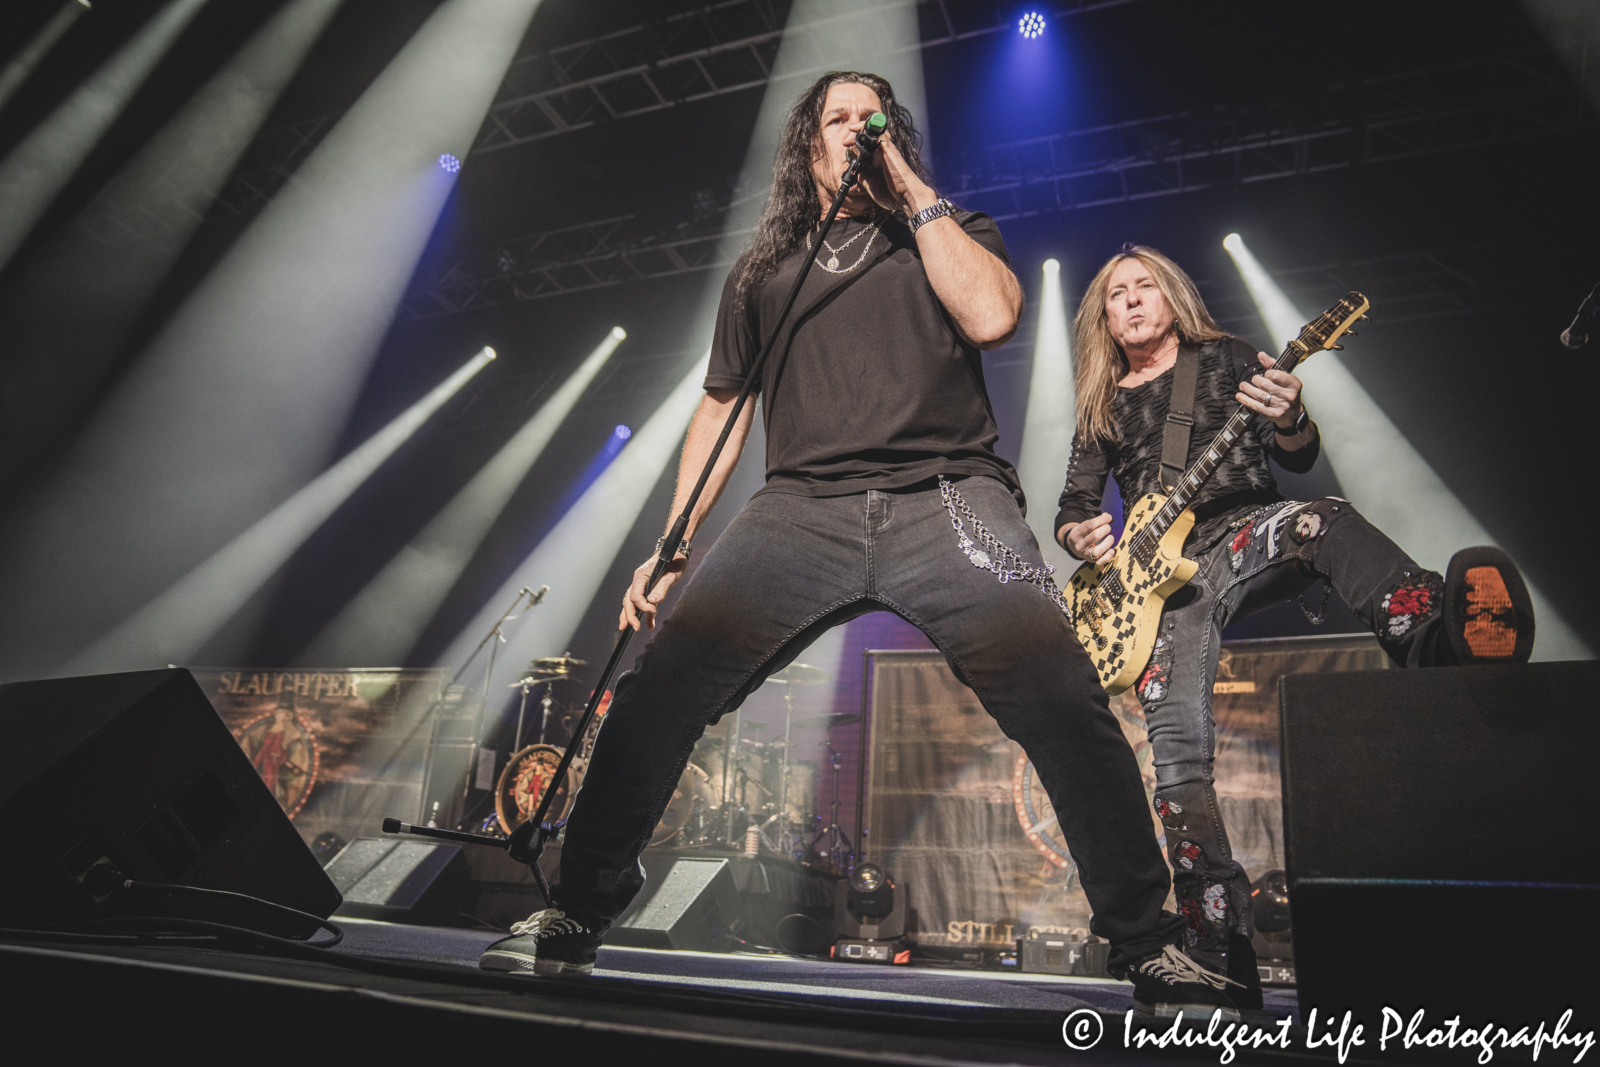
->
[[479, 950, 594, 976], [1135, 1001, 1241, 1021], [1444, 547, 1535, 664]]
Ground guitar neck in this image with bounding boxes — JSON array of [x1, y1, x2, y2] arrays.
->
[[1141, 340, 1310, 542]]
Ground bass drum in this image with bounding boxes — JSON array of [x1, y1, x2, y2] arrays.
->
[[496, 744, 585, 835], [650, 763, 714, 847]]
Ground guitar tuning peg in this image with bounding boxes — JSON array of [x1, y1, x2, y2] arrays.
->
[[1360, 314, 1371, 321], [1345, 329, 1358, 336], [1331, 343, 1345, 350]]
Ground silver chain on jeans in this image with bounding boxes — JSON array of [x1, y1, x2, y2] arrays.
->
[[937, 476, 1073, 621]]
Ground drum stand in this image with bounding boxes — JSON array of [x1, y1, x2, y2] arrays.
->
[[720, 706, 744, 846], [762, 677, 800, 858], [810, 740, 854, 872]]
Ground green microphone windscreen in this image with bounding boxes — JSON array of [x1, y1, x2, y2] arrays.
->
[[867, 112, 888, 133]]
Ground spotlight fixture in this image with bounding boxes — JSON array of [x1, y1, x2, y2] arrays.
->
[[835, 861, 908, 963], [610, 325, 626, 340], [438, 152, 461, 173], [1222, 232, 1243, 252], [613, 424, 631, 440], [1251, 869, 1291, 933], [850, 863, 886, 895], [1019, 11, 1045, 38]]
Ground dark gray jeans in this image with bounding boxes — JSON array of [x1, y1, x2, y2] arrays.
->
[[558, 476, 1183, 972], [1135, 497, 1443, 965]]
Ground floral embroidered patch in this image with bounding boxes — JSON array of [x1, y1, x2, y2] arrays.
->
[[1382, 575, 1442, 639], [1178, 896, 1205, 941], [1229, 522, 1254, 573], [1153, 795, 1186, 831], [1136, 660, 1168, 704], [1176, 840, 1202, 870], [1203, 883, 1229, 921]]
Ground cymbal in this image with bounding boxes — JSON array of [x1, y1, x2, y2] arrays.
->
[[764, 662, 831, 687], [794, 712, 861, 730], [532, 653, 587, 670]]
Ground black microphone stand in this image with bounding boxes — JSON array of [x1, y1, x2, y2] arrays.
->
[[386, 123, 887, 906]]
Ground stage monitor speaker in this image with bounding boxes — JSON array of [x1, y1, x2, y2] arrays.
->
[[1280, 661, 1600, 1028], [0, 669, 341, 937], [604, 856, 738, 952], [324, 837, 469, 924]]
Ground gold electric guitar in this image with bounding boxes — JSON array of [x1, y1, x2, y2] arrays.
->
[[1066, 292, 1371, 694]]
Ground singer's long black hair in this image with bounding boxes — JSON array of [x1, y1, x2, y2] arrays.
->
[[731, 71, 931, 314]]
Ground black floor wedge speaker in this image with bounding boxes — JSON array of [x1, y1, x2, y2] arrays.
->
[[1280, 661, 1599, 1029], [604, 855, 739, 952], [0, 669, 341, 936], [325, 837, 469, 924]]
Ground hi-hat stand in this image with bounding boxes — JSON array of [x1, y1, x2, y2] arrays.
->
[[386, 113, 891, 904]]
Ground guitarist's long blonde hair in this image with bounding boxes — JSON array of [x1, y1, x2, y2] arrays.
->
[[1073, 246, 1228, 443]]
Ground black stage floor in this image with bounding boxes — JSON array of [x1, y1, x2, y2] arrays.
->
[[3, 919, 1308, 1065]]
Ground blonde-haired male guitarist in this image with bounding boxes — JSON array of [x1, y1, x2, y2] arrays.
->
[[1056, 244, 1536, 1008]]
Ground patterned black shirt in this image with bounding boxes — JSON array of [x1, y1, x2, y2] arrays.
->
[[1054, 338, 1320, 552]]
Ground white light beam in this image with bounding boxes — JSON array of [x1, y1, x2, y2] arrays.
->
[[1016, 257, 1078, 577], [436, 353, 711, 677], [300, 327, 628, 666], [0, 1, 93, 114], [0, 0, 543, 683], [0, 0, 345, 493], [64, 347, 496, 674], [0, 0, 210, 272], [1224, 234, 1590, 661]]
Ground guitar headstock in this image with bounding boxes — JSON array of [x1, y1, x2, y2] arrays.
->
[[1296, 292, 1371, 358]]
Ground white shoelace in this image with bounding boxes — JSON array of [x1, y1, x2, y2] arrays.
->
[[508, 907, 587, 938], [1137, 944, 1244, 990]]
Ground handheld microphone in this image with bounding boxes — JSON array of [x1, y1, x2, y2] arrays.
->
[[1560, 282, 1598, 350], [852, 111, 888, 162]]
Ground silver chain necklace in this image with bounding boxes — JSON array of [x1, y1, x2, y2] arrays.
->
[[814, 219, 881, 273]]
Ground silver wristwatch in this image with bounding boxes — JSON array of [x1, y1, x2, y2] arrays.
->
[[908, 197, 956, 234]]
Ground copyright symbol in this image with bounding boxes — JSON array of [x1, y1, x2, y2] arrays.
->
[[1061, 1008, 1104, 1050]]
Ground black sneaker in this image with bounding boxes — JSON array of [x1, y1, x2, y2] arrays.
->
[[1444, 547, 1535, 664], [1225, 932, 1263, 1012], [1126, 944, 1243, 1019], [479, 908, 601, 976]]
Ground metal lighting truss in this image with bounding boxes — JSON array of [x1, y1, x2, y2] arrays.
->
[[399, 45, 1580, 318], [941, 49, 1577, 220], [471, 0, 1138, 153], [75, 0, 1134, 242], [1199, 241, 1553, 334]]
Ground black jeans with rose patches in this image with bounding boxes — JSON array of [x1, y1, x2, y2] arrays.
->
[[557, 475, 1184, 974], [1134, 497, 1444, 969]]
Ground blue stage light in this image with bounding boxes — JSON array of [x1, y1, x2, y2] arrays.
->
[[614, 424, 631, 440], [1018, 12, 1045, 38], [438, 152, 460, 173]]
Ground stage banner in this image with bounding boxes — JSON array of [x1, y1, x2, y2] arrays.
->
[[862, 635, 1388, 951], [188, 667, 450, 847]]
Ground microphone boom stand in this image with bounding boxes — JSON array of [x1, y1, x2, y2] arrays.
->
[[387, 127, 886, 907]]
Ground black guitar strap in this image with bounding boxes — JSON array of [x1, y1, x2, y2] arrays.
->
[[1159, 346, 1200, 493]]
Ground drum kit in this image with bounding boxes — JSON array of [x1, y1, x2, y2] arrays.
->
[[487, 652, 852, 867]]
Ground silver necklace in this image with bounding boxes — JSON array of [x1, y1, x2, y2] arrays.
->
[[814, 220, 881, 273]]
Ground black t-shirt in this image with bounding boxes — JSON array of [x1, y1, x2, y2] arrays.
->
[[706, 211, 1022, 502], [1054, 337, 1320, 551]]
